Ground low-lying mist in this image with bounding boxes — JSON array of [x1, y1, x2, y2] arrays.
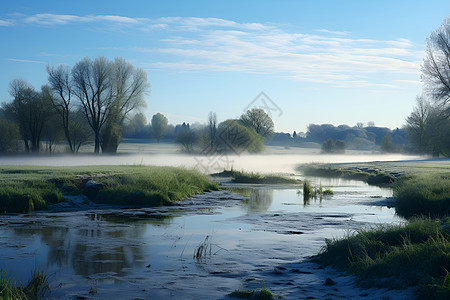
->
[[0, 147, 424, 174]]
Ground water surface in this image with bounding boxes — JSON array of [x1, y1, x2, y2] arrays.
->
[[0, 175, 410, 299]]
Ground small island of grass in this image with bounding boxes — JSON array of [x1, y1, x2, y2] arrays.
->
[[212, 169, 300, 185], [0, 165, 218, 213]]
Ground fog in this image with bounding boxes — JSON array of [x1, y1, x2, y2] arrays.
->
[[0, 148, 424, 174]]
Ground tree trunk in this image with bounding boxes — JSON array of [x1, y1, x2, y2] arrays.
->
[[94, 132, 100, 154]]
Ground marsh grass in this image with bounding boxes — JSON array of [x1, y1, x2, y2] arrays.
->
[[394, 174, 450, 217], [213, 169, 300, 184], [300, 165, 397, 187], [0, 267, 50, 299], [194, 235, 212, 260], [314, 218, 450, 298], [0, 165, 218, 212], [302, 180, 333, 202]]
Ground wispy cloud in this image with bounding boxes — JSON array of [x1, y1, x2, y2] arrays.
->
[[316, 29, 349, 36], [0, 19, 12, 26], [8, 58, 46, 64], [5, 13, 423, 87]]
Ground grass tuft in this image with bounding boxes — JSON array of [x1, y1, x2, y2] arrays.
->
[[314, 218, 450, 297], [394, 174, 450, 218]]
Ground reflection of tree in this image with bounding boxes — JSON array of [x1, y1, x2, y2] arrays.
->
[[11, 213, 173, 279], [243, 189, 273, 212]]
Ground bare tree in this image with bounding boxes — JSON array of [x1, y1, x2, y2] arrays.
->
[[71, 57, 112, 153], [422, 17, 450, 111], [47, 64, 76, 152]]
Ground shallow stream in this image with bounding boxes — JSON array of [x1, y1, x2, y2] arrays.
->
[[0, 175, 413, 299]]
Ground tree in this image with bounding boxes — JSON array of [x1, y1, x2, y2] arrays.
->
[[47, 64, 76, 153], [239, 108, 274, 139], [124, 112, 147, 138], [71, 57, 112, 153], [335, 140, 346, 153], [422, 17, 450, 111], [405, 96, 433, 153], [71, 57, 149, 153], [321, 138, 335, 153], [215, 119, 264, 153], [381, 134, 394, 152], [208, 111, 217, 147], [4, 80, 54, 152], [151, 113, 168, 142], [101, 58, 149, 153], [175, 127, 198, 152], [0, 118, 19, 152]]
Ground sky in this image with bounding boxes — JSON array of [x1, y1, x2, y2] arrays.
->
[[0, 0, 449, 133]]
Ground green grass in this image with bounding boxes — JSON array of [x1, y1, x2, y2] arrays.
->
[[394, 174, 450, 218], [314, 218, 450, 298], [0, 267, 50, 299], [212, 169, 300, 184], [299, 165, 397, 187], [302, 180, 333, 202], [0, 165, 218, 213]]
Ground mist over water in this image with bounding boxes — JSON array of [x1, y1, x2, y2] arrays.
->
[[0, 148, 424, 174]]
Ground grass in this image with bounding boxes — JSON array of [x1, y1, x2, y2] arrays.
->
[[0, 165, 218, 213], [0, 267, 50, 299], [299, 165, 397, 187], [394, 174, 450, 218], [212, 169, 300, 184], [302, 180, 333, 202], [313, 218, 450, 298]]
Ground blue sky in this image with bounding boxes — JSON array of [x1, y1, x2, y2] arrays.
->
[[1, 0, 449, 133]]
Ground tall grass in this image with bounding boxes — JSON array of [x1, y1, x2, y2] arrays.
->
[[0, 267, 50, 299], [314, 218, 450, 298], [0, 165, 218, 212], [394, 174, 450, 217]]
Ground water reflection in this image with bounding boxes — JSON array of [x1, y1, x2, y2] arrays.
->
[[10, 214, 153, 279], [242, 189, 274, 212]]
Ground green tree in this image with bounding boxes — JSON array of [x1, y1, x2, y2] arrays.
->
[[335, 140, 346, 153], [381, 134, 394, 152], [3, 80, 55, 152], [0, 118, 19, 152], [215, 119, 264, 153], [175, 128, 198, 152], [239, 108, 274, 139], [321, 138, 335, 153], [71, 56, 149, 153], [151, 113, 168, 142]]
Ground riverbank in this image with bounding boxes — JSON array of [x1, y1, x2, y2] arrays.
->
[[300, 159, 450, 299], [0, 165, 218, 213]]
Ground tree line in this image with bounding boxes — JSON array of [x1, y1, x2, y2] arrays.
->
[[0, 56, 149, 154]]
